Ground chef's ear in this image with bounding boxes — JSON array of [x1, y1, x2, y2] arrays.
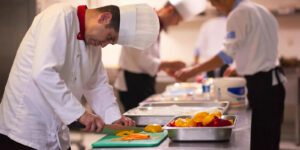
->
[[98, 12, 112, 25]]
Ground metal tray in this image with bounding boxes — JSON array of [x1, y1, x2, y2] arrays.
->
[[140, 94, 209, 105], [124, 101, 229, 126], [163, 115, 237, 141]]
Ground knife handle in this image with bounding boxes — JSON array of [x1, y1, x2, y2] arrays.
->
[[68, 121, 86, 129]]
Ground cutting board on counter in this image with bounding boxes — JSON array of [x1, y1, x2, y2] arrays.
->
[[92, 131, 168, 148]]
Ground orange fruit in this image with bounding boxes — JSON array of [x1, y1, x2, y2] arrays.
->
[[186, 118, 196, 127], [210, 110, 222, 118], [175, 118, 187, 127], [192, 112, 209, 123], [202, 114, 215, 126], [144, 124, 163, 133]]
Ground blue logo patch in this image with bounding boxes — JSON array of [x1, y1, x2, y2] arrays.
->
[[226, 31, 236, 39], [227, 87, 245, 96]]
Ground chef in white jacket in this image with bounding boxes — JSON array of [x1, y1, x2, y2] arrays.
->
[[193, 15, 229, 78], [175, 0, 285, 150], [115, 0, 206, 111], [0, 3, 159, 150]]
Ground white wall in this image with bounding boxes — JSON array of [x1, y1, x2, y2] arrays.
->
[[277, 15, 300, 59]]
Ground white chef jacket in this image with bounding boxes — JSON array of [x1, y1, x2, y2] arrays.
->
[[219, 0, 279, 76], [114, 41, 161, 91], [194, 16, 227, 63], [0, 3, 121, 150]]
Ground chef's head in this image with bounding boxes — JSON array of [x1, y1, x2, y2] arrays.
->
[[159, 0, 206, 30], [208, 0, 235, 15], [85, 5, 120, 48], [158, 2, 183, 30], [85, 4, 160, 50]]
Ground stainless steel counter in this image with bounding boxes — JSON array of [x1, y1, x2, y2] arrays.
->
[[93, 108, 251, 150]]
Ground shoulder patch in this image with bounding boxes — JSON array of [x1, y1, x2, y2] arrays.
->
[[226, 31, 236, 39]]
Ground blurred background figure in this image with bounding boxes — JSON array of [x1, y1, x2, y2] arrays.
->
[[193, 14, 229, 79], [114, 0, 206, 111]]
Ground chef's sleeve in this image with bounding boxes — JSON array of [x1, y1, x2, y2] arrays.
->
[[31, 10, 85, 125], [217, 10, 248, 64], [83, 60, 121, 124]]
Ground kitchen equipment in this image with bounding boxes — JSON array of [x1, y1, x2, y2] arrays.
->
[[140, 93, 208, 105], [91, 130, 168, 148], [163, 115, 237, 141], [213, 77, 247, 107], [124, 101, 229, 126]]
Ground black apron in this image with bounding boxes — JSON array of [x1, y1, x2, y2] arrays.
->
[[119, 70, 156, 111], [245, 66, 285, 150]]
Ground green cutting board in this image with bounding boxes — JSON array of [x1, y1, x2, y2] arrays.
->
[[92, 131, 168, 148]]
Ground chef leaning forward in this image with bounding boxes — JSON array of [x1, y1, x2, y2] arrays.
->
[[0, 3, 159, 150], [175, 0, 286, 150]]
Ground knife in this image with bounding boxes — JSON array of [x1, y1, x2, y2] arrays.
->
[[68, 121, 144, 135]]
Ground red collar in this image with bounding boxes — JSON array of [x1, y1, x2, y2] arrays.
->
[[77, 5, 87, 41]]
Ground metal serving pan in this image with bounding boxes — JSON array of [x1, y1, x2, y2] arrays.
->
[[163, 115, 237, 141], [124, 101, 229, 126], [140, 94, 209, 105]]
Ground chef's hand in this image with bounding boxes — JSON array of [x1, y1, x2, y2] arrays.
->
[[175, 66, 198, 82], [112, 116, 136, 126], [223, 66, 237, 77], [160, 61, 186, 77], [78, 111, 105, 132]]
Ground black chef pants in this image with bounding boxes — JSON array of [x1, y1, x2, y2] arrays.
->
[[245, 67, 285, 150], [119, 70, 156, 111], [0, 133, 71, 150], [0, 133, 36, 150]]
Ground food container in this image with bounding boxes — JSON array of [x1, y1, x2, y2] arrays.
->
[[163, 115, 237, 141], [140, 82, 216, 105], [213, 77, 247, 108], [124, 101, 229, 126]]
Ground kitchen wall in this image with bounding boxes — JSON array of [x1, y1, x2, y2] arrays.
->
[[0, 0, 36, 98]]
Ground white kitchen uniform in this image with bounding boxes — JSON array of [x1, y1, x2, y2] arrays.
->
[[220, 0, 279, 75], [0, 3, 121, 150], [195, 16, 227, 63], [114, 42, 161, 91], [215, 1, 285, 149]]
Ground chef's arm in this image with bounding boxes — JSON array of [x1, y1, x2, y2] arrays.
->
[[31, 10, 85, 125], [159, 60, 186, 77], [83, 61, 121, 124], [175, 53, 230, 81]]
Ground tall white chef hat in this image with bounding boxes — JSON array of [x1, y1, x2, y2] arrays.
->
[[169, 0, 207, 20], [117, 4, 160, 50]]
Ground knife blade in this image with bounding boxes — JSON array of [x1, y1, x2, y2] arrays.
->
[[102, 124, 144, 135], [68, 121, 144, 135]]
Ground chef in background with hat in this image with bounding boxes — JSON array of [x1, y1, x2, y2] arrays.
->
[[114, 0, 207, 111], [0, 3, 159, 150], [175, 0, 286, 149]]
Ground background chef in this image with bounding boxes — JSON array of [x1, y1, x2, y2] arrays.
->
[[175, 0, 286, 150], [0, 3, 159, 150], [114, 0, 206, 111]]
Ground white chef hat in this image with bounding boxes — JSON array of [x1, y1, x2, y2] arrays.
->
[[117, 4, 160, 50], [169, 0, 207, 20]]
